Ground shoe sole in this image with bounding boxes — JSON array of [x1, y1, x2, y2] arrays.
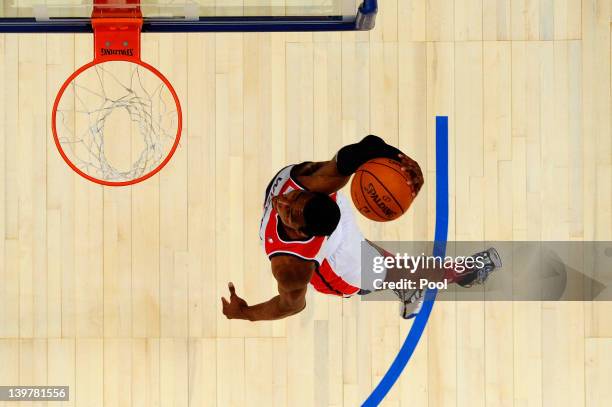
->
[[487, 247, 502, 269]]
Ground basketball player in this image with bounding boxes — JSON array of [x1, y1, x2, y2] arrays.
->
[[221, 135, 501, 321]]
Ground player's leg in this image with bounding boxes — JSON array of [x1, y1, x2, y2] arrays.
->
[[359, 240, 427, 319]]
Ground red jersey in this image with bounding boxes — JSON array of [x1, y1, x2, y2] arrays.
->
[[259, 165, 360, 296]]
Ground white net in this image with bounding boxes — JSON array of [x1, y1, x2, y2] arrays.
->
[[54, 61, 180, 184]]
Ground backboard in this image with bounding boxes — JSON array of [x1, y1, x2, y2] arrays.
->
[[5, 0, 379, 185], [0, 0, 378, 32]]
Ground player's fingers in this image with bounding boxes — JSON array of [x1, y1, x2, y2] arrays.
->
[[409, 170, 420, 181], [400, 161, 418, 173], [398, 154, 423, 191], [401, 166, 419, 180], [400, 165, 416, 178], [228, 282, 236, 297], [401, 170, 418, 188], [403, 169, 419, 180], [409, 175, 423, 194], [404, 160, 419, 170], [221, 299, 231, 318], [398, 153, 416, 164]]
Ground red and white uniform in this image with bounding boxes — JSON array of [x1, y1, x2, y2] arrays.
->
[[259, 165, 366, 297]]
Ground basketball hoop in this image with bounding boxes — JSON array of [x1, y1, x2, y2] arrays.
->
[[52, 0, 182, 186]]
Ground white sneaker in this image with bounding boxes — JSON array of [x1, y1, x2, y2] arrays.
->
[[392, 288, 425, 319]]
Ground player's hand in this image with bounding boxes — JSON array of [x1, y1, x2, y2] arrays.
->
[[398, 153, 424, 196], [221, 282, 249, 320]]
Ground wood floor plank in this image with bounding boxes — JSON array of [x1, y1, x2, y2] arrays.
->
[[585, 338, 612, 407], [483, 0, 511, 40]]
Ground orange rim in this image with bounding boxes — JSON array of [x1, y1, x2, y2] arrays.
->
[[51, 58, 183, 187]]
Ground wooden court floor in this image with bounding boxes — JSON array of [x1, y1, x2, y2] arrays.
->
[[0, 0, 611, 406]]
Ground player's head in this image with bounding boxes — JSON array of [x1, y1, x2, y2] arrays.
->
[[272, 190, 340, 237]]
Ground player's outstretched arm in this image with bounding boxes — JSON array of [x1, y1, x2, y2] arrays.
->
[[221, 256, 313, 321], [295, 135, 423, 195]]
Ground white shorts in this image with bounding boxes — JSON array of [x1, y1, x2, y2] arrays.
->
[[323, 193, 387, 290]]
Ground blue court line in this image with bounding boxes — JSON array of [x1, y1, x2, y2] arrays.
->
[[362, 116, 449, 406]]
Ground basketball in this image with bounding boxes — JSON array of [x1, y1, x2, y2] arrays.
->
[[350, 158, 415, 222]]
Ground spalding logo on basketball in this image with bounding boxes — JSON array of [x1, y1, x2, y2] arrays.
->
[[350, 158, 415, 222]]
